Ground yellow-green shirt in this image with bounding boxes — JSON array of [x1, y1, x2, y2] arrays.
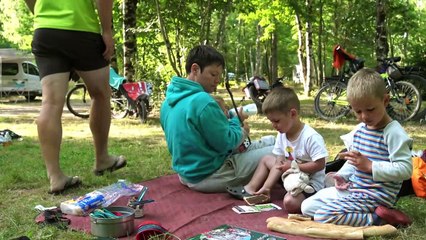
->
[[34, 0, 100, 34]]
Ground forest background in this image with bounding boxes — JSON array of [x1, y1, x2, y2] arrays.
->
[[1, 2, 426, 239], [1, 0, 425, 99]]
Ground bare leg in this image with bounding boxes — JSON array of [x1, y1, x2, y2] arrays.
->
[[255, 163, 283, 197], [283, 192, 306, 214], [244, 155, 278, 195], [36, 72, 71, 191], [77, 67, 124, 171]]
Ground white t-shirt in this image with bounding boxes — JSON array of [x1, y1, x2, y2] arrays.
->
[[272, 124, 329, 191]]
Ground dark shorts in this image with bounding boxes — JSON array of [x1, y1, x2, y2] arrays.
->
[[31, 28, 109, 79]]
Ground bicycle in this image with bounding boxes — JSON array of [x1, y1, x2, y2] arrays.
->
[[314, 56, 422, 122], [241, 76, 286, 114], [399, 65, 426, 121], [66, 68, 152, 123], [66, 83, 129, 119]]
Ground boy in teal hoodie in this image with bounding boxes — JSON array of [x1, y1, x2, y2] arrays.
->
[[160, 45, 273, 192]]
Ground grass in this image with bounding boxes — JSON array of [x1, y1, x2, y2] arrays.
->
[[0, 85, 426, 240]]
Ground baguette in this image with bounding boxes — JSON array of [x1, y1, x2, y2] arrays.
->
[[266, 217, 397, 239], [360, 224, 397, 237]]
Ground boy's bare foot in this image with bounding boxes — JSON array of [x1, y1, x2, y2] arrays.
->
[[254, 187, 271, 199]]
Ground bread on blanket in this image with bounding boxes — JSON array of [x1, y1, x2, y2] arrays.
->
[[360, 224, 397, 237], [266, 217, 364, 239], [266, 217, 397, 239]]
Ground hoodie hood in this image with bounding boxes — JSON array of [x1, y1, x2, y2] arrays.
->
[[166, 76, 204, 107]]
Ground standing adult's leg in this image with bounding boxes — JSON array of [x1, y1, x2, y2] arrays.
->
[[78, 67, 126, 173], [37, 72, 73, 192]]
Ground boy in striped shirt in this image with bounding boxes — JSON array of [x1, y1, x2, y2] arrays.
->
[[301, 68, 413, 227]]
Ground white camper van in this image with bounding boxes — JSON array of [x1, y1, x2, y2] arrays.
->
[[0, 49, 42, 101]]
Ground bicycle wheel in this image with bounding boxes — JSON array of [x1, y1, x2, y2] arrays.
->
[[398, 74, 426, 99], [111, 89, 128, 119], [387, 80, 421, 122], [66, 84, 91, 119], [396, 74, 426, 120], [136, 99, 148, 123], [314, 80, 351, 121]]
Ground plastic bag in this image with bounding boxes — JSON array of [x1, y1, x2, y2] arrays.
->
[[60, 180, 143, 215]]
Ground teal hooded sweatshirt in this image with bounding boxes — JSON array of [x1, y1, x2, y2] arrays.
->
[[160, 76, 244, 184]]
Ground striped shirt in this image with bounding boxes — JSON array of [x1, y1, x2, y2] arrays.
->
[[348, 124, 405, 206]]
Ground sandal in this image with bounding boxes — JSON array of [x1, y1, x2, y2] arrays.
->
[[226, 186, 253, 200], [375, 205, 412, 227], [93, 155, 127, 176], [35, 208, 71, 230], [48, 176, 82, 195]]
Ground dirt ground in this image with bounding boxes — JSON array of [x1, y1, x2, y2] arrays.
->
[[0, 98, 76, 119]]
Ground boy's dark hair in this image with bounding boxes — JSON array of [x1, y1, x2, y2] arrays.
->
[[185, 45, 225, 74], [262, 87, 300, 114]]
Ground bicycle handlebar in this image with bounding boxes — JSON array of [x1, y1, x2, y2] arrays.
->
[[377, 56, 401, 64]]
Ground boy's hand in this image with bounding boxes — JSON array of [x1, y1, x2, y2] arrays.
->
[[276, 160, 291, 172], [333, 174, 351, 190], [340, 151, 372, 173]]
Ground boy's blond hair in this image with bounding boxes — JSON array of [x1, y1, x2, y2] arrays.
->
[[262, 87, 300, 114], [347, 68, 386, 102]]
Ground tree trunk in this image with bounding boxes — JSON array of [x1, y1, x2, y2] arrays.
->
[[332, 0, 339, 39], [214, 0, 232, 49], [317, 0, 324, 87], [270, 29, 278, 83], [295, 14, 306, 88], [402, 0, 409, 59], [122, 0, 137, 81], [304, 0, 313, 97], [250, 46, 254, 78], [403, 32, 408, 60], [375, 0, 389, 62], [174, 1, 184, 75], [254, 24, 263, 76], [235, 18, 242, 82], [200, 0, 212, 45], [154, 0, 181, 76], [246, 46, 252, 80]]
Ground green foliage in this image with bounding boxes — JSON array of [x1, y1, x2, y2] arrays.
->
[[2, 0, 426, 97], [226, 1, 299, 80], [389, 1, 426, 67], [0, 1, 33, 50]]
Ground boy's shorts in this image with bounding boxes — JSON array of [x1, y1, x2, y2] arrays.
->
[[31, 28, 109, 79]]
